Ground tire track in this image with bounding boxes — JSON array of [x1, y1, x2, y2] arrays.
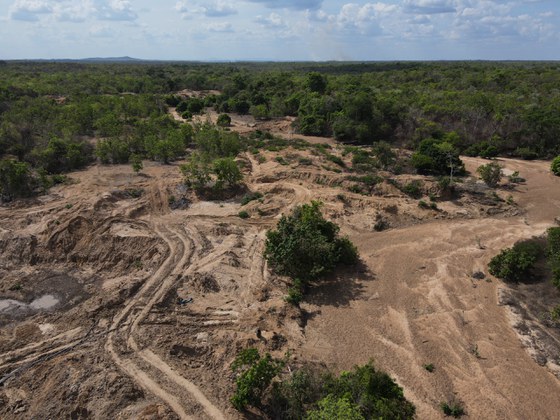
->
[[106, 222, 226, 420]]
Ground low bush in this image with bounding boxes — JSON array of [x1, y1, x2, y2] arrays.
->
[[217, 113, 232, 127], [401, 180, 423, 198], [477, 162, 502, 187], [551, 156, 560, 176], [440, 401, 465, 418], [241, 191, 263, 206]]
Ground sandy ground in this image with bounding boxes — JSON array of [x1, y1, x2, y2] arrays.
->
[[0, 109, 559, 419]]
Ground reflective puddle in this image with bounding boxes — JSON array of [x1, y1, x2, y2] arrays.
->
[[0, 294, 59, 313]]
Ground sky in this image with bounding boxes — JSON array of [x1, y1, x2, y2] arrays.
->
[[0, 0, 559, 61]]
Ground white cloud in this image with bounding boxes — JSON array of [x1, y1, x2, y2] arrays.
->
[[206, 22, 234, 32], [54, 1, 94, 23], [89, 24, 115, 38], [255, 12, 286, 28], [95, 0, 137, 21], [10, 0, 52, 21], [403, 0, 456, 14], [175, 1, 237, 19], [246, 0, 323, 11], [203, 1, 237, 17]]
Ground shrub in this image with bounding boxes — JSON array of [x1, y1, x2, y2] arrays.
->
[[275, 156, 288, 165], [477, 162, 502, 187], [515, 147, 538, 160], [321, 362, 416, 419], [306, 395, 365, 420], [508, 171, 525, 184], [267, 361, 415, 420], [488, 240, 543, 282], [372, 141, 396, 169], [440, 401, 465, 418], [285, 279, 304, 306], [552, 156, 560, 176], [213, 157, 243, 188], [269, 368, 324, 419], [238, 210, 249, 219], [423, 363, 435, 372], [547, 227, 560, 290], [401, 180, 423, 198], [264, 201, 358, 282], [326, 154, 345, 167], [231, 349, 284, 411], [241, 191, 263, 206], [130, 153, 143, 173], [217, 113, 232, 127]]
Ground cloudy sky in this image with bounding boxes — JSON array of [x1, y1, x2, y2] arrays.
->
[[0, 0, 559, 60]]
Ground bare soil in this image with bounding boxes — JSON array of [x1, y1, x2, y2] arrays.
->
[[1, 109, 559, 419]]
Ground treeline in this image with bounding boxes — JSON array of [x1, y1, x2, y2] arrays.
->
[[2, 61, 560, 200]]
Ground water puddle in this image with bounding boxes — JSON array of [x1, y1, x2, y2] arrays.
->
[[0, 299, 26, 312], [0, 294, 59, 313], [30, 295, 59, 309]]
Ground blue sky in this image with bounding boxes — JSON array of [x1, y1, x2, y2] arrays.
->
[[0, 1, 559, 60]]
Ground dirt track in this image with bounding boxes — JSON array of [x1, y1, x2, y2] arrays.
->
[[1, 117, 560, 418]]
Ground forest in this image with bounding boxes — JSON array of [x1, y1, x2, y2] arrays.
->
[[1, 60, 560, 199]]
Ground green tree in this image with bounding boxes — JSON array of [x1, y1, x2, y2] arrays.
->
[[488, 240, 542, 282], [372, 141, 396, 169], [411, 139, 464, 176], [321, 362, 416, 420], [231, 348, 284, 411], [131, 153, 143, 174], [0, 159, 35, 200], [96, 138, 131, 164], [306, 72, 327, 94], [476, 162, 502, 187], [213, 157, 243, 188], [217, 113, 232, 127], [264, 201, 358, 282], [180, 154, 211, 190], [306, 395, 365, 420]]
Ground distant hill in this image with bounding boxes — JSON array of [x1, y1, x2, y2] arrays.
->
[[12, 56, 144, 63], [80, 56, 141, 62]]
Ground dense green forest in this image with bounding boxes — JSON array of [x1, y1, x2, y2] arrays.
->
[[1, 60, 560, 199]]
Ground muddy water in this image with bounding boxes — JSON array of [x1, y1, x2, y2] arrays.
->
[[0, 294, 59, 313]]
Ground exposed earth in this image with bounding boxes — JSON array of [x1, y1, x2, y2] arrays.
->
[[1, 105, 560, 419]]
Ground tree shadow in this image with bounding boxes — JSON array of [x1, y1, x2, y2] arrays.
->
[[305, 260, 375, 308]]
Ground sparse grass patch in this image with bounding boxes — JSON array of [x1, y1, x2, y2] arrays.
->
[[418, 200, 437, 210], [470, 343, 481, 358], [325, 153, 345, 167]]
